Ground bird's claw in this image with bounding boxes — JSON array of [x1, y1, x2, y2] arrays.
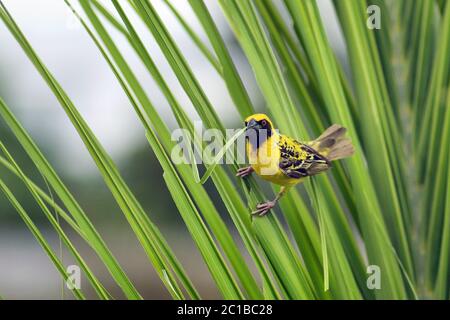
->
[[251, 201, 276, 216], [236, 166, 254, 178]]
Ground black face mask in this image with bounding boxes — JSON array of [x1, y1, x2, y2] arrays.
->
[[245, 119, 272, 150]]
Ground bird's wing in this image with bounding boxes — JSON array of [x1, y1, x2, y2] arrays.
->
[[277, 135, 330, 179]]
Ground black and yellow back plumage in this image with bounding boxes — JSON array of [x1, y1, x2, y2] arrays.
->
[[277, 134, 330, 179]]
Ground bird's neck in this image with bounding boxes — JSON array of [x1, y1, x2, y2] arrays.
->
[[246, 129, 278, 151]]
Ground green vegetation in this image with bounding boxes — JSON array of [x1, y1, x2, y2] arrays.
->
[[0, 0, 449, 299]]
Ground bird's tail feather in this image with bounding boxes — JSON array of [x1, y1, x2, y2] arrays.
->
[[309, 124, 354, 161]]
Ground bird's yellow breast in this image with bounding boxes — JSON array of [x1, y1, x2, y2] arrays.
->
[[246, 134, 303, 186]]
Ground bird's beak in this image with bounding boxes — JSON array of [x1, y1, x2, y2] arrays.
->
[[246, 119, 259, 130]]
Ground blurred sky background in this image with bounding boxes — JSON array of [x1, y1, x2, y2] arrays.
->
[[0, 0, 344, 299]]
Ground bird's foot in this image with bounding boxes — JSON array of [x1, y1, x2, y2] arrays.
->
[[252, 200, 276, 216], [236, 166, 254, 178]]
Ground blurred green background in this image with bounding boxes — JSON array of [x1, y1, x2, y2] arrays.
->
[[0, 0, 342, 299]]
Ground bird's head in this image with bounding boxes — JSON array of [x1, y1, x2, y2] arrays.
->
[[244, 114, 274, 149], [244, 113, 274, 131]]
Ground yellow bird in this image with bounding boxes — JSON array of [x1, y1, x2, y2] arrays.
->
[[236, 113, 354, 216]]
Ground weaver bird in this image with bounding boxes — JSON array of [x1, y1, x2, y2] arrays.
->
[[236, 114, 354, 216]]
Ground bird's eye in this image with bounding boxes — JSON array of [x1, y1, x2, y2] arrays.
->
[[260, 119, 267, 127], [244, 121, 248, 126]]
